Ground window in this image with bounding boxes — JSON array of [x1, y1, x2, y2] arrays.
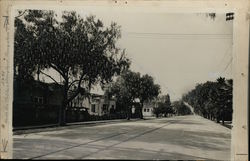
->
[[144, 109, 146, 112], [147, 109, 149, 112], [34, 96, 43, 104], [103, 104, 108, 112], [91, 104, 96, 113], [38, 97, 43, 104]]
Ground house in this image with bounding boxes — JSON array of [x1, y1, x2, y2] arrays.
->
[[67, 92, 116, 122], [142, 101, 157, 117], [68, 87, 116, 116], [13, 78, 64, 126], [13, 78, 117, 126], [69, 93, 89, 112], [14, 79, 63, 107], [88, 93, 116, 116], [142, 95, 172, 117]]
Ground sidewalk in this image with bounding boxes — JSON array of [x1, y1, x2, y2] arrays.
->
[[13, 118, 143, 135], [198, 115, 232, 131]]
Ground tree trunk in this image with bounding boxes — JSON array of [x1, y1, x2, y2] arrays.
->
[[222, 112, 225, 125], [139, 102, 144, 119], [37, 67, 40, 81], [127, 106, 131, 120], [222, 109, 225, 125], [59, 81, 68, 126], [216, 117, 220, 123]]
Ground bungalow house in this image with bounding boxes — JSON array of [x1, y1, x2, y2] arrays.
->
[[70, 93, 116, 116], [88, 93, 116, 116], [142, 94, 170, 117], [142, 95, 170, 117], [142, 101, 157, 117]]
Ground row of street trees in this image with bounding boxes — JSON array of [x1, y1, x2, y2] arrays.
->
[[15, 10, 162, 124], [15, 10, 130, 125], [182, 77, 233, 124], [172, 101, 192, 116]]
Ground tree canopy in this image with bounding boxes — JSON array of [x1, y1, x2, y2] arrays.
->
[[172, 100, 192, 116], [14, 10, 130, 125], [152, 94, 174, 118], [110, 70, 160, 119], [182, 77, 233, 124]]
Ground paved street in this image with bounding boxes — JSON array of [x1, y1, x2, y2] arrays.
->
[[13, 115, 231, 160]]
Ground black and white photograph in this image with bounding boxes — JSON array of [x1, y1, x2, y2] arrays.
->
[[12, 6, 234, 160]]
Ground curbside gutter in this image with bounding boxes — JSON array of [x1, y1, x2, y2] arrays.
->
[[13, 118, 143, 135], [195, 115, 232, 130]]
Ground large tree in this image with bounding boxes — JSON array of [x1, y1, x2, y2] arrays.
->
[[110, 70, 160, 120], [14, 10, 130, 125], [110, 70, 141, 120], [152, 95, 174, 118], [138, 74, 160, 119]]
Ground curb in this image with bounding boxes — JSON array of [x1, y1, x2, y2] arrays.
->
[[221, 122, 233, 129], [13, 118, 142, 135], [196, 115, 232, 131]]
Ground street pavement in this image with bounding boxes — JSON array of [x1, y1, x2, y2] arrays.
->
[[13, 115, 231, 160]]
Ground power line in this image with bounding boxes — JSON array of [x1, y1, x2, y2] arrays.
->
[[128, 36, 232, 40], [220, 44, 232, 63], [214, 44, 232, 71], [127, 32, 232, 36], [221, 56, 233, 75], [126, 32, 232, 39]]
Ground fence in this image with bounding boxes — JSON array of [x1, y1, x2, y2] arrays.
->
[[13, 103, 129, 127], [13, 102, 59, 127]]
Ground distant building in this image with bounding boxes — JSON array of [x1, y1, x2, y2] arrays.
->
[[142, 101, 157, 117], [142, 95, 170, 117], [69, 93, 116, 116], [88, 93, 116, 116]]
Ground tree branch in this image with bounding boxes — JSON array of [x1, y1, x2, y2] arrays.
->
[[66, 74, 86, 104], [15, 10, 28, 18], [50, 63, 66, 80], [40, 70, 60, 85], [68, 79, 80, 90]]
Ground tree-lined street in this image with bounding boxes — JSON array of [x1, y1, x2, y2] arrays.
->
[[14, 115, 231, 160], [13, 10, 233, 160]]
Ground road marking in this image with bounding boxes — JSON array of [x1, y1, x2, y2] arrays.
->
[[79, 143, 211, 160], [29, 119, 180, 159], [28, 132, 127, 159], [80, 120, 180, 159]]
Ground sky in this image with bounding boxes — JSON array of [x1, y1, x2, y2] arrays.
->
[[28, 7, 233, 101]]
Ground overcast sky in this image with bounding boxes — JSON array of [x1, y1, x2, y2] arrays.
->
[[32, 7, 233, 101]]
